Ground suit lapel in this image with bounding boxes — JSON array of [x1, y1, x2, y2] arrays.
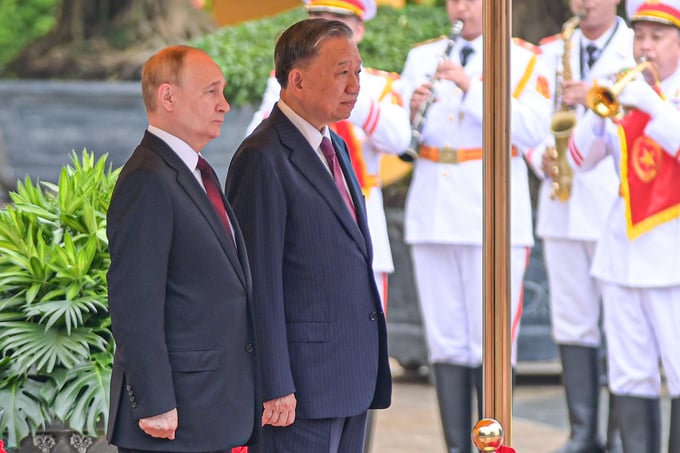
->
[[271, 108, 369, 259], [142, 132, 248, 288]]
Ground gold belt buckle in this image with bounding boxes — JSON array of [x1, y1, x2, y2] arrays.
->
[[439, 147, 459, 164]]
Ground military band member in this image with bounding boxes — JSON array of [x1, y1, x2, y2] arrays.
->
[[397, 0, 551, 451], [527, 1, 635, 451], [245, 0, 410, 309], [569, 1, 680, 451]]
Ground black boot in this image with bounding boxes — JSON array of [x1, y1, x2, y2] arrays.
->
[[615, 395, 660, 453], [432, 363, 473, 453], [473, 366, 483, 421], [668, 397, 680, 453], [604, 394, 622, 453], [557, 345, 604, 453]]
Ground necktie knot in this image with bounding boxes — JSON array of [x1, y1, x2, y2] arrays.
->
[[319, 136, 356, 221], [196, 155, 210, 172], [196, 155, 234, 242], [586, 43, 599, 69], [460, 45, 474, 67], [320, 137, 336, 161]]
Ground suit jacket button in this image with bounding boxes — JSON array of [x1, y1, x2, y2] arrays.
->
[[131, 401, 138, 408], [245, 343, 254, 353], [369, 312, 378, 321], [126, 384, 132, 391]]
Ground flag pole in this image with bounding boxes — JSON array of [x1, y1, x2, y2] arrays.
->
[[477, 0, 513, 450]]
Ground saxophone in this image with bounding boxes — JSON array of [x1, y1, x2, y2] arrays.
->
[[548, 13, 583, 202]]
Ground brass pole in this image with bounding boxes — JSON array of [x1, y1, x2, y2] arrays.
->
[[482, 0, 513, 446]]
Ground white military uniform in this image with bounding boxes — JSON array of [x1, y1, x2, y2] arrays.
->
[[246, 69, 411, 307], [527, 17, 634, 346], [399, 35, 551, 366], [570, 67, 680, 398]]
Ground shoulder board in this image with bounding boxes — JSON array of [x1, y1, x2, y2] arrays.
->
[[364, 67, 400, 80], [411, 36, 447, 48], [512, 37, 541, 54], [538, 33, 562, 46]]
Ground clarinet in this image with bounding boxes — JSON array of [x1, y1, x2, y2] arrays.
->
[[399, 20, 464, 163]]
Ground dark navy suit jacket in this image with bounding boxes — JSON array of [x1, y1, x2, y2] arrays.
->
[[106, 132, 259, 451], [226, 104, 391, 419]]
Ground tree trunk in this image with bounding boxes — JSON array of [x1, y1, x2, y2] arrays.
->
[[4, 0, 216, 80]]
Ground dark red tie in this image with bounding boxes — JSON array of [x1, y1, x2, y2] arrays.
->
[[320, 137, 356, 221], [196, 155, 234, 239]]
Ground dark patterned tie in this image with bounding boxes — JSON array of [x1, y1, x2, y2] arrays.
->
[[320, 137, 356, 221], [196, 155, 234, 241], [586, 43, 599, 69], [460, 45, 474, 67]]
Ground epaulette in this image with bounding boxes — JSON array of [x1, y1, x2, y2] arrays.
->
[[364, 67, 400, 80], [513, 37, 542, 54], [411, 35, 447, 48], [539, 33, 562, 46]]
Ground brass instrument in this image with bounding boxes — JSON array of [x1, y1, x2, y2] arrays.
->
[[548, 13, 583, 202], [399, 20, 464, 162], [586, 58, 661, 118]]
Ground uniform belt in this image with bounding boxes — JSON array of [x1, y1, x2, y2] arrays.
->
[[419, 144, 519, 164]]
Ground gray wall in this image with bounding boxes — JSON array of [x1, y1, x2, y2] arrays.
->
[[0, 80, 255, 189]]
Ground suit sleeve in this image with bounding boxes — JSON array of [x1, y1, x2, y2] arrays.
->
[[226, 146, 296, 402], [107, 168, 176, 418]]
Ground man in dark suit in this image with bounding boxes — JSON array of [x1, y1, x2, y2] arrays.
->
[[106, 45, 258, 453], [225, 19, 391, 453]]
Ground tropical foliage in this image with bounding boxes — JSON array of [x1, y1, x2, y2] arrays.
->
[[0, 151, 119, 448]]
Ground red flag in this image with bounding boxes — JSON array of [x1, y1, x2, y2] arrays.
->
[[618, 108, 680, 239]]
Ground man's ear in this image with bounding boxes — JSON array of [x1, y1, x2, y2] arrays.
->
[[158, 83, 175, 111], [290, 69, 304, 92]]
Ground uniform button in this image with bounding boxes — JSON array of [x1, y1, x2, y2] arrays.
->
[[126, 384, 132, 391], [245, 343, 254, 353], [369, 312, 378, 321], [131, 402, 138, 408]]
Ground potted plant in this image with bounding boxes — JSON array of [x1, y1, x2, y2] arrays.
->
[[0, 150, 120, 451]]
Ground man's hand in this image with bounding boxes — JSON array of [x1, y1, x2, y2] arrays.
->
[[262, 393, 297, 427], [138, 408, 178, 439], [560, 80, 591, 108], [618, 80, 664, 116]]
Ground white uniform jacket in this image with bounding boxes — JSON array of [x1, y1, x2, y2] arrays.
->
[[399, 35, 551, 246], [570, 68, 680, 287], [528, 17, 634, 241], [246, 68, 411, 272]]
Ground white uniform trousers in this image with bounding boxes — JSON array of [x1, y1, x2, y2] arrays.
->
[[411, 243, 529, 367], [602, 282, 680, 397], [544, 238, 602, 346]]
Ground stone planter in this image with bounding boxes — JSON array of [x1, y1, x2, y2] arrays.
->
[[14, 424, 114, 453]]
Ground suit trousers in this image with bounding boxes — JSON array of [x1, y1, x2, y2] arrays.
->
[[249, 412, 368, 453]]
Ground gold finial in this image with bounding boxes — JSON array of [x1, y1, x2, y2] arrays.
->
[[472, 418, 505, 452]]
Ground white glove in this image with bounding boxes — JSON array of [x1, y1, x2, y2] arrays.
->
[[618, 80, 664, 116]]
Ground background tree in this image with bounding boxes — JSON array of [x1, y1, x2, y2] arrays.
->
[[3, 0, 216, 80]]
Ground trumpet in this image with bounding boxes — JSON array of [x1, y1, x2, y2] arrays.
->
[[398, 20, 464, 162], [586, 58, 660, 118]]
